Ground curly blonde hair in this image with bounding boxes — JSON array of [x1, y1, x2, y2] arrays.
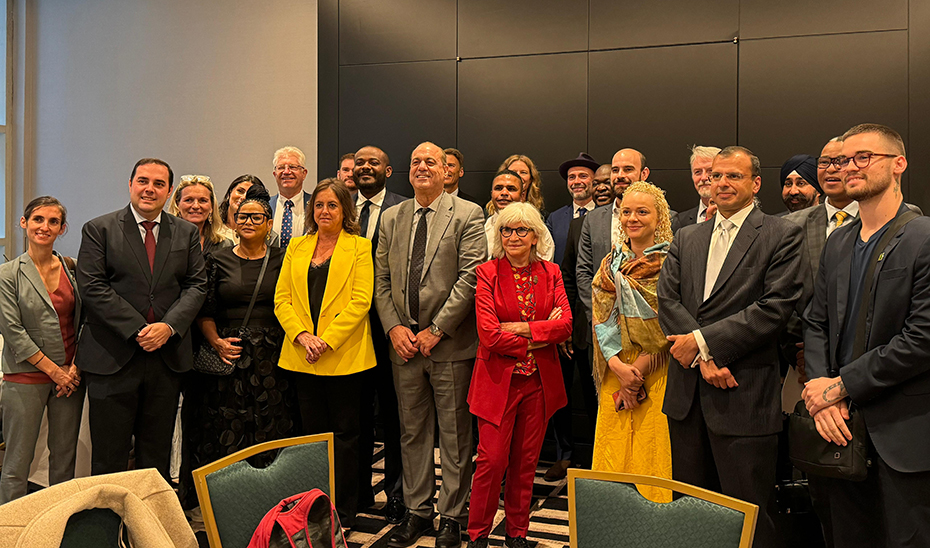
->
[[617, 181, 673, 245]]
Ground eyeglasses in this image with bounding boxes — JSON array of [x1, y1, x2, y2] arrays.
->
[[709, 172, 747, 183], [500, 226, 533, 237], [234, 212, 270, 224], [830, 152, 897, 170], [274, 164, 305, 173]]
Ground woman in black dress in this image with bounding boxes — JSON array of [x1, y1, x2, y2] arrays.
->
[[181, 185, 299, 512]]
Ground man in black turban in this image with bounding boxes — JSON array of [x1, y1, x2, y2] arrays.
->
[[779, 154, 822, 214]]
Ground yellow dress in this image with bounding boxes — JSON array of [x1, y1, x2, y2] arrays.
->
[[589, 245, 672, 503]]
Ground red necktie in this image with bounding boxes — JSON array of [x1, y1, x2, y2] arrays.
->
[[141, 221, 157, 322]]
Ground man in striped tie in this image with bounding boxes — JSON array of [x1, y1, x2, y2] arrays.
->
[[270, 146, 314, 249]]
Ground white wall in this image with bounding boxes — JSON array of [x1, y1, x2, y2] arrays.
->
[[22, 0, 318, 255]]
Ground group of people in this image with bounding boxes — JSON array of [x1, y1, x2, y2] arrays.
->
[[0, 122, 927, 548]]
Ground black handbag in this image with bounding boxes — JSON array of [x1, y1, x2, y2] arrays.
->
[[788, 210, 919, 481], [193, 249, 270, 375]]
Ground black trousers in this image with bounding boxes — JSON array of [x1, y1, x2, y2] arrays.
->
[[295, 371, 365, 528], [358, 335, 403, 502], [85, 352, 182, 482], [547, 343, 597, 463], [825, 444, 930, 548], [668, 395, 779, 548]]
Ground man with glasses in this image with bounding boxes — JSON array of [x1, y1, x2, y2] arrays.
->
[[802, 123, 930, 547], [374, 142, 486, 548], [658, 146, 804, 548], [269, 146, 314, 248]]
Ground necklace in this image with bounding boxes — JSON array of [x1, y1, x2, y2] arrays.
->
[[234, 244, 266, 260]]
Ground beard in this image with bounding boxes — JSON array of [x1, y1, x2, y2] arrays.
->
[[355, 171, 386, 193], [697, 186, 712, 199], [845, 173, 892, 202]]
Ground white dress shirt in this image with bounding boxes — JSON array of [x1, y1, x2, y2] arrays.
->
[[697, 201, 712, 223], [692, 203, 756, 363], [356, 187, 387, 240], [824, 198, 859, 238], [130, 206, 163, 242], [448, 187, 460, 197], [611, 201, 623, 249], [273, 192, 306, 237]]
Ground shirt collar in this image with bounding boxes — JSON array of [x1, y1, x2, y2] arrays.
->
[[357, 187, 387, 208], [278, 193, 302, 207], [713, 202, 754, 231], [574, 200, 595, 216], [130, 205, 162, 225], [824, 197, 859, 220]]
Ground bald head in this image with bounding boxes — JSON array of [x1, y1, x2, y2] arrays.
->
[[611, 148, 649, 203]]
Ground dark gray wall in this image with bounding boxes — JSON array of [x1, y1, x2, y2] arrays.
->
[[319, 0, 928, 215]]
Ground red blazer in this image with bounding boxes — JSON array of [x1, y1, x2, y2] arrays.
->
[[468, 258, 573, 426]]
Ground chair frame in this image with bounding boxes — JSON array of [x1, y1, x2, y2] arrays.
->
[[567, 469, 758, 548], [192, 433, 336, 548]]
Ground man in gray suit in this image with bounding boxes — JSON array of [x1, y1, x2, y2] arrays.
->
[[374, 142, 487, 548], [658, 146, 803, 548]]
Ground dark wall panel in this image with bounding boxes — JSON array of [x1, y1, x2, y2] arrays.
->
[[648, 169, 699, 214], [458, 0, 587, 58], [740, 0, 907, 39], [759, 167, 788, 215], [909, 0, 930, 211], [338, 61, 457, 175], [457, 53, 587, 173], [590, 0, 738, 50], [739, 31, 908, 168], [317, 0, 339, 182], [589, 43, 737, 171], [339, 0, 456, 65]]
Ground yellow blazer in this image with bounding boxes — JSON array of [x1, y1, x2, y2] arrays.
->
[[274, 230, 376, 376]]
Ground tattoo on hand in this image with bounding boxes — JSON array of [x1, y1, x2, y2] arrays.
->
[[821, 380, 848, 403]]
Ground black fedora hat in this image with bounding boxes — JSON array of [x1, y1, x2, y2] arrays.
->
[[559, 152, 599, 180]]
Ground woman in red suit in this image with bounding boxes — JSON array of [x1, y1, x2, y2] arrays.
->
[[467, 202, 573, 548]]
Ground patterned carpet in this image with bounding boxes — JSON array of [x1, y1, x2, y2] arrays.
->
[[346, 446, 571, 548]]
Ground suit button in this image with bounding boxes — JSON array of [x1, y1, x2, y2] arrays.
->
[[697, 316, 703, 323], [150, 294, 155, 301]]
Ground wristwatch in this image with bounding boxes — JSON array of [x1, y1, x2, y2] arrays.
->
[[429, 324, 444, 338]]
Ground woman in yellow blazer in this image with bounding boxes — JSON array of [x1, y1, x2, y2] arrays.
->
[[274, 178, 376, 529]]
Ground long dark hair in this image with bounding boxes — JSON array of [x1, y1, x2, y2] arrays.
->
[[220, 174, 266, 222], [304, 178, 359, 236]]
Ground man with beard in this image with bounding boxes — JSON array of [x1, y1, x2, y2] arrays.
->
[[443, 148, 480, 206], [802, 124, 930, 547], [483, 170, 555, 261], [353, 145, 408, 523], [779, 155, 821, 215], [337, 153, 358, 194], [678, 146, 721, 227], [577, 148, 649, 327], [592, 164, 614, 207], [541, 153, 599, 480]]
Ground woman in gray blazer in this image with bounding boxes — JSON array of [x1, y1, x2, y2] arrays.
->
[[0, 197, 83, 504]]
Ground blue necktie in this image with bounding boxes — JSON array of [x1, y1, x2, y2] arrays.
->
[[281, 199, 294, 248]]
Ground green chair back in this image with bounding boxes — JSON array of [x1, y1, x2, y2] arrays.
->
[[568, 470, 757, 548], [194, 433, 335, 548]]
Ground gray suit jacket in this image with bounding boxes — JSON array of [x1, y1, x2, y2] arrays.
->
[[0, 252, 83, 374], [374, 193, 487, 364], [804, 206, 930, 473], [658, 207, 804, 436]]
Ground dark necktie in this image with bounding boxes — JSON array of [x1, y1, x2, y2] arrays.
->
[[281, 199, 294, 248], [359, 200, 372, 238], [408, 208, 428, 328], [141, 220, 157, 322], [577, 207, 587, 219]]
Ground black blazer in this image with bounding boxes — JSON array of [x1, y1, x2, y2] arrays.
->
[[76, 205, 207, 374], [677, 206, 699, 230], [368, 189, 407, 339], [658, 207, 804, 436], [560, 216, 589, 349], [803, 206, 930, 473]]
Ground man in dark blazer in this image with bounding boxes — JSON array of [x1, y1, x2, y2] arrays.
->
[[677, 145, 721, 230], [443, 148, 481, 206], [542, 152, 598, 479], [76, 158, 206, 480], [802, 124, 930, 547], [269, 145, 314, 248], [658, 146, 803, 548], [353, 145, 409, 523]]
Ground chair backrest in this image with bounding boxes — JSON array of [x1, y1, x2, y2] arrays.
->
[[567, 470, 758, 548], [193, 433, 335, 548], [60, 508, 125, 548]]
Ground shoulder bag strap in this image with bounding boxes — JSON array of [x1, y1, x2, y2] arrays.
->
[[241, 247, 271, 329]]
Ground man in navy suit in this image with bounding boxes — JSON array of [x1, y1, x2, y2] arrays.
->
[[543, 152, 599, 480], [269, 145, 314, 248], [353, 145, 409, 523]]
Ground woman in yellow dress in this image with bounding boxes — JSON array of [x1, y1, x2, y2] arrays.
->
[[590, 181, 673, 502]]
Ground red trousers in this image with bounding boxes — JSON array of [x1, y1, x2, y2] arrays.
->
[[468, 373, 547, 540]]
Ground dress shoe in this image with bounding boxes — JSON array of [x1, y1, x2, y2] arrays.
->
[[435, 517, 462, 548], [544, 459, 571, 481], [385, 496, 408, 524], [467, 538, 489, 548], [388, 513, 433, 547], [505, 535, 531, 548]]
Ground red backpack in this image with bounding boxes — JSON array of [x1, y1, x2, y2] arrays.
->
[[247, 489, 347, 548]]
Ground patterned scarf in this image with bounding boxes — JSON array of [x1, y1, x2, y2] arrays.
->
[[591, 241, 670, 393]]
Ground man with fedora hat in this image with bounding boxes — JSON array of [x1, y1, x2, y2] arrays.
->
[[543, 152, 600, 480]]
